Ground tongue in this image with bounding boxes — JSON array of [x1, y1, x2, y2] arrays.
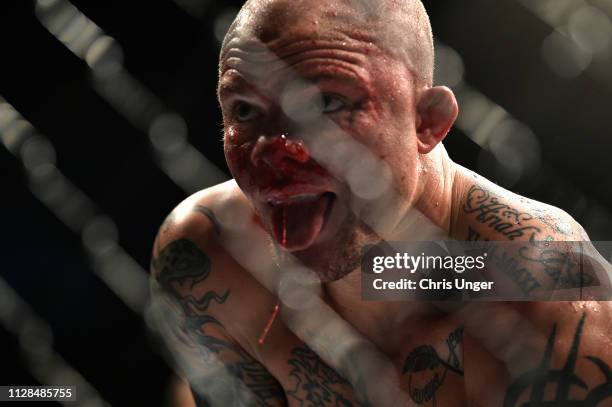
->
[[271, 194, 331, 251]]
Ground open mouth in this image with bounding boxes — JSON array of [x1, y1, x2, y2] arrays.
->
[[268, 192, 335, 251]]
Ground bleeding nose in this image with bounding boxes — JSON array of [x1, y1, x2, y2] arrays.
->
[[250, 134, 310, 169]]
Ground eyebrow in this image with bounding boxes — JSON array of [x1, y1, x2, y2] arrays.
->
[[218, 62, 370, 102]]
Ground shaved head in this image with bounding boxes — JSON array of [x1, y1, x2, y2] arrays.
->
[[221, 0, 434, 86], [218, 0, 457, 281]]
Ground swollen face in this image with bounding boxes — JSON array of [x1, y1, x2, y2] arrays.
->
[[227, 130, 337, 251], [219, 18, 419, 280], [223, 119, 379, 281]]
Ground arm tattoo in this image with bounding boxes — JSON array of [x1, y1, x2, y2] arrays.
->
[[402, 327, 464, 405], [504, 313, 612, 406], [518, 240, 593, 288], [467, 229, 541, 296], [467, 227, 592, 296], [156, 238, 229, 354], [463, 185, 541, 240], [154, 238, 286, 406], [193, 205, 222, 236], [286, 345, 357, 406], [153, 204, 220, 255]]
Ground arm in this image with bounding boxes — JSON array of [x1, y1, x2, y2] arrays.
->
[[149, 197, 287, 407], [450, 172, 612, 403], [149, 187, 386, 407], [454, 176, 611, 300]]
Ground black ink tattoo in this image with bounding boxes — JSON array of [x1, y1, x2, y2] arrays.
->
[[504, 314, 612, 406], [402, 327, 464, 406], [467, 227, 594, 296], [519, 240, 593, 288], [466, 226, 486, 242], [154, 238, 286, 406], [194, 205, 222, 236], [463, 185, 541, 240], [228, 359, 287, 406], [466, 232, 542, 296], [155, 239, 229, 353], [286, 345, 355, 407]]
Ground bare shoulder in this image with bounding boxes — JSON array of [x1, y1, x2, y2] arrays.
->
[[453, 171, 612, 403], [453, 167, 612, 299], [149, 180, 253, 321], [149, 182, 292, 406], [149, 179, 274, 328], [456, 167, 588, 242], [152, 179, 281, 293], [150, 179, 284, 347], [152, 180, 251, 257]]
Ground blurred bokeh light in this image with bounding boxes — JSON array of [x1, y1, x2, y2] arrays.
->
[[1, 0, 611, 405]]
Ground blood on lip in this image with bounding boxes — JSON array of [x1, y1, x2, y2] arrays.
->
[[227, 133, 334, 250], [270, 192, 334, 250]]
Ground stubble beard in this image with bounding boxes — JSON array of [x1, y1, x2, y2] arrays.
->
[[289, 214, 380, 283]]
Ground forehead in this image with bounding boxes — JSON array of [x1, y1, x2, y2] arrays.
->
[[242, 0, 341, 34], [218, 1, 392, 94], [217, 0, 415, 104], [223, 0, 382, 55]]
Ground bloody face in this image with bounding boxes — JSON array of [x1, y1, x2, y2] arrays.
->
[[226, 130, 337, 251], [218, 1, 421, 280]]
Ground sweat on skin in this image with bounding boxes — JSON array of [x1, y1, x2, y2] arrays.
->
[[218, 0, 460, 282], [149, 0, 612, 406]]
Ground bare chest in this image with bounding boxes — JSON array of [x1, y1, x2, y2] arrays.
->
[[249, 308, 469, 406]]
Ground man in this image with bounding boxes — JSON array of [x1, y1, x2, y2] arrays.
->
[[150, 0, 612, 405]]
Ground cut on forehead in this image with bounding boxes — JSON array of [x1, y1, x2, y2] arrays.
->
[[220, 0, 434, 86]]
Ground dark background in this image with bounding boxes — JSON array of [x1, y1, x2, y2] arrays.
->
[[1, 0, 611, 406]]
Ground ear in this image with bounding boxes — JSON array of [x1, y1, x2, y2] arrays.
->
[[415, 86, 458, 154]]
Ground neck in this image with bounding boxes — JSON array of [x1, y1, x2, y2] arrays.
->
[[324, 145, 470, 351], [413, 145, 459, 234]]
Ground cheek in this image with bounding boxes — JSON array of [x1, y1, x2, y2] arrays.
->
[[370, 65, 417, 129], [224, 133, 254, 185], [353, 120, 418, 197], [336, 107, 381, 148], [344, 109, 402, 159]]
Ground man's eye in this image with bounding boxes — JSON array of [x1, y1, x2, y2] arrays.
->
[[319, 94, 346, 114], [233, 102, 260, 122]]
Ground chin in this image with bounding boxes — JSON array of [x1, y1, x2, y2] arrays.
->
[[255, 191, 380, 281], [289, 220, 379, 283]]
